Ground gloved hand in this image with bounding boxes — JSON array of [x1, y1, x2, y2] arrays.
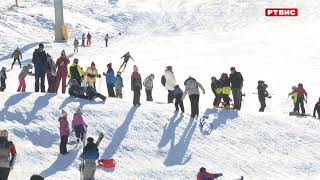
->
[[98, 74, 101, 78], [103, 72, 106, 76], [268, 96, 272, 98]]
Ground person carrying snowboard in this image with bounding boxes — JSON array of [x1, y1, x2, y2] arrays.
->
[[211, 76, 222, 108], [197, 167, 223, 180], [17, 64, 34, 92], [59, 110, 70, 155], [81, 33, 86, 47], [119, 52, 134, 73], [72, 108, 87, 142], [11, 47, 22, 69], [229, 67, 243, 110], [131, 65, 142, 106], [74, 38, 79, 53], [80, 137, 100, 180], [163, 66, 176, 103], [87, 33, 92, 46], [257, 80, 271, 112], [313, 98, 320, 119], [288, 83, 308, 114], [0, 130, 17, 180], [105, 34, 109, 47], [103, 63, 115, 97], [115, 71, 124, 98], [173, 85, 184, 114], [143, 74, 155, 101], [0, 67, 8, 92], [219, 73, 231, 108], [46, 53, 56, 93]]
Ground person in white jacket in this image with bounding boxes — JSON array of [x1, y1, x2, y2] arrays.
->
[[164, 66, 176, 103], [182, 76, 205, 119]]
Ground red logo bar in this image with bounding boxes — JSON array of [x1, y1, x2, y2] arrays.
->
[[265, 8, 298, 16]]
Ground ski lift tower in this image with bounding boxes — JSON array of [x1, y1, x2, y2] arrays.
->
[[54, 0, 65, 41]]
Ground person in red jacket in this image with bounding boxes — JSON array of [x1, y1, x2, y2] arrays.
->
[[0, 130, 17, 180], [197, 167, 223, 180], [288, 83, 308, 114], [54, 50, 70, 93], [131, 65, 142, 106]]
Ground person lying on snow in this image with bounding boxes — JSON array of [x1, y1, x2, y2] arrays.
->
[[197, 167, 223, 180], [68, 79, 106, 101]]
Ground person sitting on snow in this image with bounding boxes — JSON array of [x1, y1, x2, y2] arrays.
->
[[197, 167, 223, 180]]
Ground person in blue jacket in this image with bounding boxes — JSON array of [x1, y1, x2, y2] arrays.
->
[[103, 63, 115, 97], [80, 137, 99, 180], [32, 43, 48, 92]]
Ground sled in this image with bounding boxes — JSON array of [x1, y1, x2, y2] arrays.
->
[[61, 24, 69, 41], [97, 159, 116, 168]]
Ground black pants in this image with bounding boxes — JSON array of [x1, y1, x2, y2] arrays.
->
[[0, 167, 10, 180], [82, 40, 85, 46], [107, 84, 115, 97], [11, 58, 21, 69], [295, 97, 305, 114], [115, 89, 122, 98], [259, 98, 266, 112], [133, 89, 141, 106], [60, 135, 68, 154], [168, 90, 174, 103], [95, 92, 106, 101], [105, 40, 108, 47], [146, 90, 153, 101], [0, 78, 6, 92], [222, 95, 230, 106], [35, 73, 45, 92], [189, 94, 200, 118], [175, 98, 184, 112], [213, 92, 221, 107], [74, 126, 85, 141]]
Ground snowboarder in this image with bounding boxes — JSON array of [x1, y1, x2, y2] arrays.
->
[[105, 34, 109, 47], [163, 66, 176, 103], [197, 167, 223, 180], [288, 83, 308, 114], [59, 110, 70, 155], [46, 53, 56, 93], [55, 50, 70, 94], [230, 67, 243, 110], [74, 38, 79, 53], [119, 52, 135, 73], [103, 63, 115, 97], [32, 43, 48, 92], [220, 73, 231, 108], [30, 175, 44, 180], [80, 137, 100, 180], [143, 74, 155, 101], [11, 47, 22, 69], [72, 108, 87, 142], [211, 76, 222, 108], [68, 58, 83, 86], [85, 62, 100, 89], [131, 65, 142, 106], [81, 33, 86, 47], [87, 33, 92, 46], [115, 71, 124, 98], [0, 130, 17, 180], [182, 77, 205, 119], [313, 98, 320, 119], [0, 67, 8, 92], [17, 64, 34, 92], [173, 85, 184, 114], [257, 80, 271, 112]]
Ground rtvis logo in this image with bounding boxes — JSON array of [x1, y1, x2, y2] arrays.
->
[[265, 8, 298, 16]]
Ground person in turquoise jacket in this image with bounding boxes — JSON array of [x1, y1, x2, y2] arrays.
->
[[115, 71, 124, 98]]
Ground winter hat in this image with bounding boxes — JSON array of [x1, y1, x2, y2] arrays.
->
[[62, 109, 67, 116], [166, 66, 172, 71], [117, 71, 121, 75], [61, 50, 66, 57], [107, 63, 112, 67], [200, 167, 206, 173], [133, 65, 138, 72], [1, 67, 6, 71], [150, 74, 155, 79], [27, 64, 33, 68], [74, 58, 79, 64], [76, 107, 82, 114], [39, 43, 44, 48], [91, 61, 95, 67], [87, 137, 94, 143], [174, 85, 179, 89], [211, 76, 216, 81], [298, 83, 303, 88], [258, 80, 264, 84], [30, 175, 44, 180], [230, 67, 236, 71]]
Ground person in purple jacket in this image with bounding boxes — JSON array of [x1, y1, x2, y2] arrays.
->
[[72, 107, 87, 142], [58, 110, 70, 155]]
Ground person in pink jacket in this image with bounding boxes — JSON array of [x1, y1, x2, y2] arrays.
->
[[54, 50, 70, 93], [58, 110, 69, 155], [72, 107, 87, 142]]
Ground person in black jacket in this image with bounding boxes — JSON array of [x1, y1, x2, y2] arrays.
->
[[211, 76, 222, 107], [0, 67, 7, 92], [230, 67, 243, 110], [313, 98, 320, 118], [173, 85, 184, 113], [257, 80, 271, 112], [32, 43, 48, 92]]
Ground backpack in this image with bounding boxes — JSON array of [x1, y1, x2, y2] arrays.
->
[[161, 75, 166, 87]]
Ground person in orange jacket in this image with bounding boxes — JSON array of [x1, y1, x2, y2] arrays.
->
[[197, 167, 223, 180]]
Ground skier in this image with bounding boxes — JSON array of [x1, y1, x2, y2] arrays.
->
[[229, 67, 243, 110], [58, 110, 70, 155], [55, 50, 70, 93], [85, 62, 100, 89], [11, 47, 22, 69], [105, 34, 109, 47], [197, 167, 223, 180], [182, 76, 205, 119], [72, 108, 87, 142], [0, 130, 17, 180], [288, 83, 308, 114], [0, 67, 7, 92], [17, 64, 34, 92], [257, 80, 271, 112], [173, 85, 184, 114], [68, 58, 83, 85], [32, 43, 48, 92], [81, 33, 86, 47], [313, 98, 320, 119], [74, 38, 79, 53], [80, 137, 100, 180], [211, 76, 222, 108], [163, 66, 176, 103], [87, 33, 92, 46], [103, 63, 115, 97], [115, 71, 124, 98], [131, 65, 142, 106], [143, 74, 155, 101], [30, 175, 44, 180], [220, 73, 231, 108], [46, 53, 56, 93], [119, 52, 134, 73]]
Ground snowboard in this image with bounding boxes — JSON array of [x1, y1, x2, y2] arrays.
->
[[289, 112, 311, 117]]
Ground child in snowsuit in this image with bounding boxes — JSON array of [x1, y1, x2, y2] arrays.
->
[[0, 130, 17, 180], [211, 76, 222, 107], [143, 74, 155, 101], [197, 167, 223, 180], [313, 98, 320, 119], [17, 64, 34, 92], [219, 73, 231, 107], [115, 71, 123, 98], [173, 85, 184, 113], [0, 67, 7, 92], [288, 83, 308, 114], [58, 110, 70, 155], [257, 80, 271, 112], [80, 137, 99, 180], [72, 108, 87, 142]]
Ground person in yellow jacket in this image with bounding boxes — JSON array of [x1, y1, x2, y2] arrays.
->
[[290, 86, 298, 112], [85, 62, 101, 89], [68, 58, 83, 85], [219, 73, 231, 108]]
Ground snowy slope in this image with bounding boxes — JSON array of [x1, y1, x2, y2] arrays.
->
[[1, 0, 320, 179]]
